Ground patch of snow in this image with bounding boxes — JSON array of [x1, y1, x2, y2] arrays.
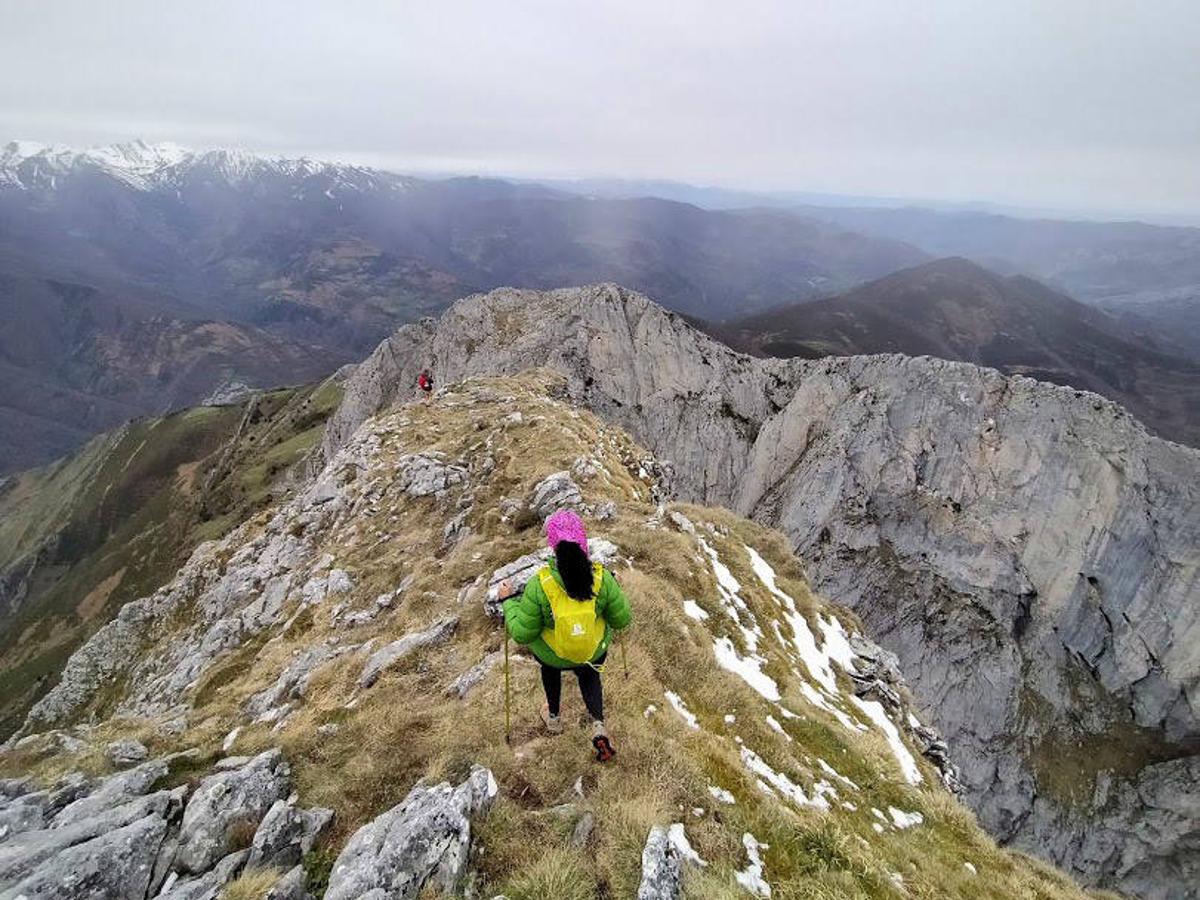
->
[[683, 599, 710, 621], [667, 823, 707, 867], [740, 746, 828, 810], [799, 681, 863, 731], [765, 715, 792, 741], [887, 806, 925, 829], [724, 713, 737, 724], [964, 862, 977, 875], [664, 691, 700, 729], [644, 704, 658, 718], [872, 822, 885, 834], [812, 779, 840, 807], [708, 785, 736, 804], [907, 711, 923, 729], [850, 696, 923, 785], [817, 758, 860, 790], [714, 637, 780, 702], [735, 833, 771, 898]]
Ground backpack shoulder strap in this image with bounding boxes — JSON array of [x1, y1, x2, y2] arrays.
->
[[538, 565, 562, 601]]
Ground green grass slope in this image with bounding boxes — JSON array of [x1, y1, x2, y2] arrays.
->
[[0, 378, 343, 738]]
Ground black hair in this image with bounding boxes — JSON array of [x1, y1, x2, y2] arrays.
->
[[555, 540, 594, 600]]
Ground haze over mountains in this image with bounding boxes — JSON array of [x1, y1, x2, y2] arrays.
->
[[2, 139, 1199, 474], [0, 139, 929, 471]]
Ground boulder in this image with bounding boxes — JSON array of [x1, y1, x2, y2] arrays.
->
[[570, 811, 595, 848], [265, 864, 312, 900], [359, 617, 459, 689], [0, 780, 33, 802], [0, 794, 44, 843], [0, 791, 175, 885], [50, 758, 169, 828], [0, 811, 168, 900], [246, 800, 333, 869], [324, 766, 497, 900], [106, 738, 149, 766], [173, 749, 291, 875], [246, 640, 356, 722], [528, 472, 582, 519], [636, 826, 682, 900], [155, 849, 249, 900], [445, 652, 500, 700]]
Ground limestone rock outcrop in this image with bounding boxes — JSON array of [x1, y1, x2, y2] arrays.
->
[[320, 283, 1200, 899], [324, 765, 498, 900]]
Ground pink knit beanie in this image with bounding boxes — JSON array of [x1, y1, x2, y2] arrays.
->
[[545, 509, 589, 557]]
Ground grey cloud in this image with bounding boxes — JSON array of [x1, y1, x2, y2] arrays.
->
[[0, 0, 1196, 217]]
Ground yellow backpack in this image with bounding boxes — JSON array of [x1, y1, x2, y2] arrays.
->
[[540, 563, 606, 664]]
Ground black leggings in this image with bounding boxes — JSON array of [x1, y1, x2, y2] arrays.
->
[[540, 653, 606, 721]]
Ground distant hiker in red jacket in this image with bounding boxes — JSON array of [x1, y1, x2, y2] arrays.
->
[[417, 368, 434, 401]]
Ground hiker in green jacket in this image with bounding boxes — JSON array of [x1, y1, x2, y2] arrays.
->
[[501, 509, 631, 761]]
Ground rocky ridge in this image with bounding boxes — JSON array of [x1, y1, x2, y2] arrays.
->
[[320, 283, 1200, 898], [0, 373, 1096, 899]]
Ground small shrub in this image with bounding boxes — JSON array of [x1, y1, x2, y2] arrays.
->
[[303, 847, 337, 897]]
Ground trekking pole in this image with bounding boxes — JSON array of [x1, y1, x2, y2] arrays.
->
[[503, 631, 512, 744], [620, 632, 629, 680]]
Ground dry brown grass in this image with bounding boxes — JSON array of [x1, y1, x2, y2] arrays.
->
[[220, 868, 281, 900]]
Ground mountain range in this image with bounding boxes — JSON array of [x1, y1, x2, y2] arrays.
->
[[4, 140, 1200, 475], [785, 204, 1200, 359], [0, 140, 933, 472], [716, 257, 1200, 446]]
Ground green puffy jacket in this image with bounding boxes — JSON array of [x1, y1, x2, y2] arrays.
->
[[503, 562, 632, 668]]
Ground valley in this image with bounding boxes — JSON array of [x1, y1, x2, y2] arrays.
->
[[716, 257, 1200, 446]]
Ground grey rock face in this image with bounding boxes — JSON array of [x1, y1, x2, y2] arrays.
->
[[246, 639, 357, 722], [246, 799, 333, 869], [0, 796, 43, 843], [358, 617, 459, 689], [324, 765, 497, 900], [174, 748, 291, 875], [528, 471, 583, 519], [156, 849, 249, 900], [106, 738, 149, 766], [445, 652, 501, 700], [321, 283, 1200, 899], [0, 790, 179, 887], [0, 811, 168, 900], [397, 452, 469, 498], [51, 757, 169, 828], [265, 865, 312, 900], [636, 826, 682, 900]]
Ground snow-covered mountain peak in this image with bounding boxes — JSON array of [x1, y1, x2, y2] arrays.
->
[[0, 139, 409, 193]]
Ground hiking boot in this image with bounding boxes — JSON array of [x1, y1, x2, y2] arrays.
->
[[591, 721, 615, 762], [540, 703, 563, 735]]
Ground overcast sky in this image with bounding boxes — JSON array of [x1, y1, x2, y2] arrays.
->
[[2, 0, 1198, 218]]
